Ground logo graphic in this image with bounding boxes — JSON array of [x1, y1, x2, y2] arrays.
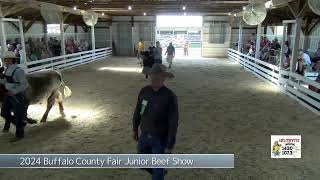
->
[[271, 135, 301, 158]]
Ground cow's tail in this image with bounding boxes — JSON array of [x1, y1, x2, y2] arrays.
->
[[56, 70, 72, 99]]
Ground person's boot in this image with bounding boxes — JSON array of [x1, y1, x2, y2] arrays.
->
[[2, 128, 9, 133], [9, 136, 24, 143], [26, 118, 37, 124], [2, 123, 10, 133]]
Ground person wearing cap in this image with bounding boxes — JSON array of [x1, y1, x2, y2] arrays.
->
[[0, 51, 29, 141], [132, 63, 179, 180]]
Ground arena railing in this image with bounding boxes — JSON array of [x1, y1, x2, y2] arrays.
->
[[227, 48, 320, 115], [25, 47, 112, 74]]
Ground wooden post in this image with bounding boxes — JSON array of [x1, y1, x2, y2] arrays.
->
[[18, 18, 27, 66], [238, 20, 243, 52], [279, 23, 287, 69], [60, 21, 66, 57], [290, 18, 302, 73], [255, 23, 262, 59]]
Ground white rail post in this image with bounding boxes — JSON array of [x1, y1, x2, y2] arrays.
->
[[109, 25, 112, 48], [279, 22, 288, 70], [60, 21, 66, 58], [91, 25, 95, 59], [290, 18, 302, 73], [18, 18, 27, 69], [255, 23, 262, 59], [238, 20, 243, 53], [0, 15, 7, 57]]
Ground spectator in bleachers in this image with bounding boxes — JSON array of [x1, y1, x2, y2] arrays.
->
[[282, 54, 290, 70], [309, 60, 320, 93], [299, 49, 312, 70], [14, 44, 22, 57], [271, 39, 281, 50], [78, 39, 89, 52], [248, 42, 255, 57], [296, 57, 305, 75], [41, 48, 51, 59], [283, 41, 291, 55], [66, 38, 76, 54], [260, 36, 270, 47]]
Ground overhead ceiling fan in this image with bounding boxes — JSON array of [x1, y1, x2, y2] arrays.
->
[[308, 0, 320, 15], [40, 3, 63, 24], [242, 1, 267, 26], [83, 11, 98, 26]]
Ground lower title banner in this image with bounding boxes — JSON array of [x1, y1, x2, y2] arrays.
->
[[0, 154, 234, 168]]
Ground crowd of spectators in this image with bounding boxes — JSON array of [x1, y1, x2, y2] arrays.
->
[[238, 35, 320, 91], [3, 37, 91, 62]]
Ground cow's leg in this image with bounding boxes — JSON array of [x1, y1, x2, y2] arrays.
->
[[56, 91, 66, 117], [40, 93, 56, 123], [58, 102, 65, 117], [24, 102, 37, 124]]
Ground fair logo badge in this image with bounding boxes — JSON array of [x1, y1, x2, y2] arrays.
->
[[271, 135, 301, 158]]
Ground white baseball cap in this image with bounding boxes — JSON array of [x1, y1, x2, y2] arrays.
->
[[1, 51, 19, 59]]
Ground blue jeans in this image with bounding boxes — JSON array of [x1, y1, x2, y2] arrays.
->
[[138, 133, 165, 180]]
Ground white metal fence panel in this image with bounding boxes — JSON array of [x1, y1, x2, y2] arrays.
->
[[26, 47, 112, 74], [228, 48, 320, 115]]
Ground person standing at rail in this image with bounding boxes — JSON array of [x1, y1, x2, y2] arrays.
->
[[165, 42, 175, 69], [132, 63, 179, 180]]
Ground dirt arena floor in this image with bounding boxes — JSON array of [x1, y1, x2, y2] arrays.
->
[[0, 56, 319, 180]]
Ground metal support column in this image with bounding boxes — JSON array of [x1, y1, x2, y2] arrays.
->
[[290, 18, 302, 72], [60, 21, 66, 57], [18, 18, 27, 66], [255, 23, 262, 58], [238, 20, 243, 52]]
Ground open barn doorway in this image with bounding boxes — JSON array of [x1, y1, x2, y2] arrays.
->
[[156, 16, 203, 58]]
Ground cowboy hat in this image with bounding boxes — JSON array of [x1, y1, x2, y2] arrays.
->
[[145, 63, 174, 79], [1, 51, 19, 59]]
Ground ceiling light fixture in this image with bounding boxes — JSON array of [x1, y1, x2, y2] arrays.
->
[[73, 6, 77, 10], [102, 12, 105, 16], [128, 6, 132, 10], [184, 12, 187, 16], [143, 12, 147, 16], [182, 6, 186, 10]]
